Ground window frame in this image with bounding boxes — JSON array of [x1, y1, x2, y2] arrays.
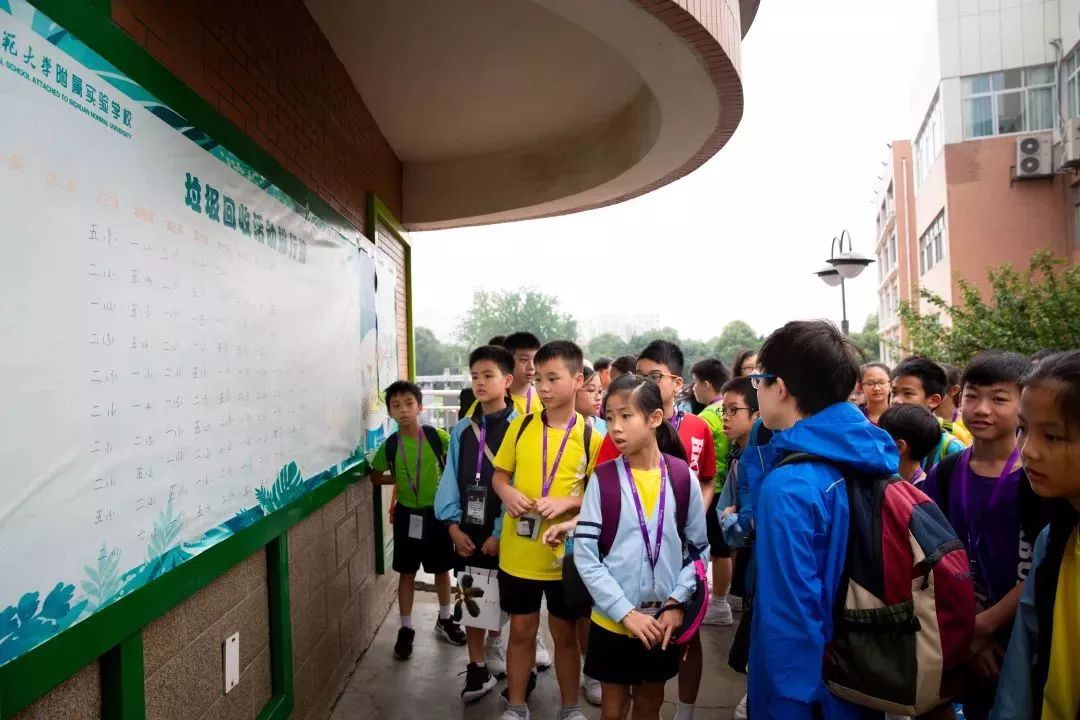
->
[[961, 65, 1056, 140]]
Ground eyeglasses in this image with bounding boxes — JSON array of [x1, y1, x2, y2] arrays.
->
[[862, 380, 890, 388], [749, 373, 776, 390], [640, 371, 678, 383], [578, 386, 603, 396], [723, 406, 752, 417]]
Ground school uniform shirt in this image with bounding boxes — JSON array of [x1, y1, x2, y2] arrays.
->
[[922, 456, 1033, 609], [434, 405, 518, 537], [595, 412, 717, 482], [369, 428, 451, 509], [494, 412, 602, 581], [1043, 525, 1080, 717], [586, 415, 608, 437], [467, 387, 543, 418], [573, 459, 709, 637], [940, 415, 974, 447], [697, 402, 730, 488]]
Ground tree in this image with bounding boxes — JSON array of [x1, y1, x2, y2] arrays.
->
[[710, 321, 762, 367], [897, 250, 1080, 364], [851, 314, 881, 362], [586, 332, 629, 360], [455, 289, 577, 348], [415, 326, 467, 376]]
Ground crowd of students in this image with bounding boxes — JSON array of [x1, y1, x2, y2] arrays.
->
[[367, 324, 1080, 720]]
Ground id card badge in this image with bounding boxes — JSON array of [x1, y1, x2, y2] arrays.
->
[[464, 485, 487, 526], [408, 512, 424, 540], [516, 512, 542, 541]]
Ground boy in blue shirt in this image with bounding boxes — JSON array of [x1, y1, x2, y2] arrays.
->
[[890, 356, 966, 470]]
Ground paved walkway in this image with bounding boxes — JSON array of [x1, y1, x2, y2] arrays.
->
[[330, 590, 746, 719]]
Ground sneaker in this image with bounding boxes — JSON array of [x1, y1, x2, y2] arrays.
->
[[728, 594, 743, 612], [582, 674, 602, 706], [561, 708, 588, 720], [499, 708, 530, 720], [534, 635, 552, 670], [733, 694, 748, 720], [435, 617, 467, 646], [486, 637, 507, 678], [703, 600, 733, 626], [500, 671, 538, 703], [460, 663, 497, 703], [393, 627, 415, 660]]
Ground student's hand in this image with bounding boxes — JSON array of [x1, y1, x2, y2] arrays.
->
[[502, 487, 534, 518], [542, 521, 572, 548], [622, 610, 664, 650], [535, 495, 574, 519], [658, 604, 684, 650], [970, 611, 995, 656], [448, 525, 475, 557], [972, 643, 1005, 680], [481, 536, 499, 556], [721, 505, 737, 518]]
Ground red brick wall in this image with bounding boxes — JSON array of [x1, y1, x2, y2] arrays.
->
[[112, 0, 403, 230]]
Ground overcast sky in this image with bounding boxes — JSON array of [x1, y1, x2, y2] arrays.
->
[[411, 0, 941, 343]]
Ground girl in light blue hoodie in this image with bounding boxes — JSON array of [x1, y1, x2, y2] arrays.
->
[[573, 374, 709, 720]]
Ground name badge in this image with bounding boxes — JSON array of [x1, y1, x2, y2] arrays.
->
[[408, 512, 424, 540], [464, 485, 487, 526], [516, 512, 542, 541]]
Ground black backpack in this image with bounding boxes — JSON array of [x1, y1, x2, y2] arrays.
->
[[384, 425, 446, 476]]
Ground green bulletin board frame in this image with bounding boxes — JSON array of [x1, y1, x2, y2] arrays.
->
[[0, 1, 395, 717]]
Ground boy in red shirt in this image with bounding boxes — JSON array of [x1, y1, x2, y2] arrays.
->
[[592, 340, 716, 720]]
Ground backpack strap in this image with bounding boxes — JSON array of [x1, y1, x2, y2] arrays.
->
[[933, 450, 962, 523], [515, 413, 535, 444], [595, 460, 622, 558], [664, 453, 692, 545], [384, 432, 399, 477], [421, 425, 446, 472], [582, 420, 593, 472]]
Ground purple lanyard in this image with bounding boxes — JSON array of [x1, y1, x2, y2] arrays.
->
[[473, 422, 487, 484], [952, 408, 960, 423], [398, 430, 424, 499], [541, 412, 577, 498], [670, 411, 684, 432], [958, 446, 1020, 551], [910, 467, 925, 485], [622, 456, 667, 570], [525, 387, 534, 413]]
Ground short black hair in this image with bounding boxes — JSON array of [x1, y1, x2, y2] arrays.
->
[[593, 357, 612, 371], [639, 340, 685, 377], [535, 340, 584, 375], [487, 335, 507, 347], [721, 376, 759, 413], [941, 363, 961, 388], [861, 362, 891, 379], [757, 320, 862, 415], [1030, 348, 1061, 364], [1023, 349, 1080, 430], [691, 358, 730, 392], [961, 350, 1029, 391], [892, 356, 948, 398], [878, 404, 942, 461], [731, 349, 758, 378], [503, 332, 541, 353], [582, 365, 597, 383], [469, 345, 514, 375], [612, 355, 638, 375], [385, 380, 422, 405]]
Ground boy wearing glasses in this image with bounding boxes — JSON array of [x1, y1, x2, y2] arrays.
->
[[748, 321, 898, 719], [690, 358, 734, 627], [593, 340, 717, 720]]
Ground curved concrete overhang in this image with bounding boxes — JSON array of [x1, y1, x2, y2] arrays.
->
[[304, 0, 753, 230]]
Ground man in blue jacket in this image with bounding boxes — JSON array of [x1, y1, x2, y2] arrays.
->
[[748, 320, 899, 719]]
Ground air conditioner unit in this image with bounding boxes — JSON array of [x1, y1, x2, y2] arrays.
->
[[1061, 118, 1080, 170], [1015, 132, 1053, 179]]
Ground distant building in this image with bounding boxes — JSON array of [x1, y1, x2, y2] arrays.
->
[[875, 0, 1080, 364], [583, 313, 663, 341]]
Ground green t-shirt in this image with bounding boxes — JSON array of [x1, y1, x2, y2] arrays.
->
[[369, 427, 451, 509], [698, 404, 730, 490]]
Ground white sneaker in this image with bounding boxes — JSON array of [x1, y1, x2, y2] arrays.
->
[[561, 709, 588, 720], [703, 600, 734, 626], [534, 635, 552, 670], [486, 636, 507, 678], [582, 674, 602, 706], [733, 694, 748, 720], [499, 708, 530, 720]]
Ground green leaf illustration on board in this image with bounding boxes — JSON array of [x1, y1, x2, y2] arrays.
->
[[254, 462, 304, 513], [0, 583, 89, 663], [119, 499, 193, 593], [82, 543, 123, 611]]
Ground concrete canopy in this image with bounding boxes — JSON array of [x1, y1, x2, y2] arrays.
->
[[304, 0, 755, 230]]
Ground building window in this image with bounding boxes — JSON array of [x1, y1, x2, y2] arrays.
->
[[1069, 51, 1080, 118], [1073, 186, 1080, 248], [962, 65, 1056, 139], [888, 232, 897, 270], [915, 91, 943, 188], [919, 212, 946, 275]]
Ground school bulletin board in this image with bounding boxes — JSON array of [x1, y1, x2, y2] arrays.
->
[[0, 0, 383, 667]]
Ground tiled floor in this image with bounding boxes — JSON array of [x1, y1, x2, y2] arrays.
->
[[329, 592, 746, 720]]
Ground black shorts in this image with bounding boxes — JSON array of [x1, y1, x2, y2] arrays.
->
[[583, 622, 680, 686], [498, 571, 591, 621], [392, 505, 457, 575], [706, 494, 732, 558], [453, 522, 500, 571]]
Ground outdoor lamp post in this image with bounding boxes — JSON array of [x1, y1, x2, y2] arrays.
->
[[814, 230, 873, 335]]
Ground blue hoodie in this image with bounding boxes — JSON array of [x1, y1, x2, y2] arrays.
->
[[748, 402, 899, 720]]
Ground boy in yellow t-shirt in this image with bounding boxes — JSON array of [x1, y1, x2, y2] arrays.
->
[[493, 340, 601, 720], [467, 331, 545, 417]]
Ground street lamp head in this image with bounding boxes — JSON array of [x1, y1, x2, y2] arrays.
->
[[815, 264, 844, 287], [827, 250, 875, 280]]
